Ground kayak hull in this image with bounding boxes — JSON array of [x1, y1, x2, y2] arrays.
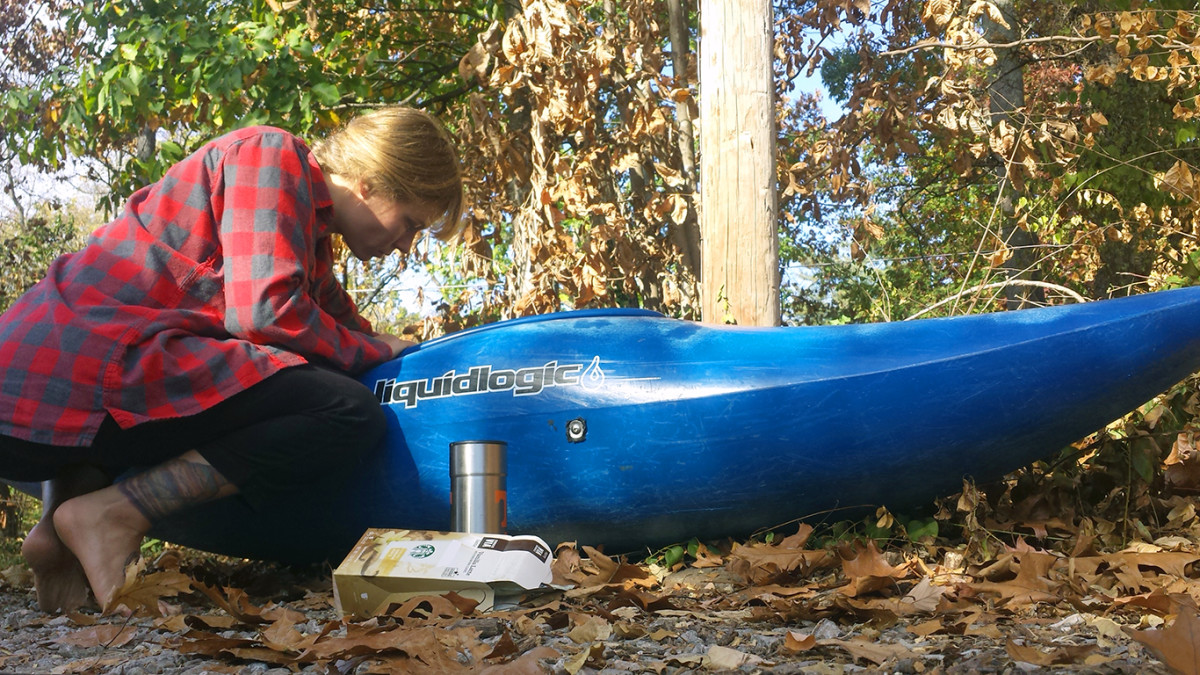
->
[[51, 288, 1200, 562]]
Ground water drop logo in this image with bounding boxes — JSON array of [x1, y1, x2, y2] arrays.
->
[[580, 356, 605, 390]]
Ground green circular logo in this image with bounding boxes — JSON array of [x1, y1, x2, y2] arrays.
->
[[410, 544, 436, 559]]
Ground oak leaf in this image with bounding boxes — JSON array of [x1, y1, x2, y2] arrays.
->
[[1165, 426, 1200, 489], [690, 541, 725, 568], [817, 637, 914, 665], [782, 630, 816, 653], [726, 543, 833, 586], [703, 645, 765, 670], [563, 642, 604, 675], [839, 540, 912, 597], [54, 623, 138, 648], [971, 551, 1061, 606], [909, 617, 946, 637], [483, 645, 560, 674], [1130, 608, 1200, 675], [484, 630, 519, 661], [1006, 639, 1097, 666], [194, 584, 304, 625], [899, 577, 948, 614], [385, 593, 473, 620], [303, 623, 481, 664], [566, 614, 611, 644], [105, 557, 194, 617]]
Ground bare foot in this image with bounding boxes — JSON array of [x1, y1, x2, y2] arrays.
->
[[52, 490, 148, 611], [21, 519, 91, 613]]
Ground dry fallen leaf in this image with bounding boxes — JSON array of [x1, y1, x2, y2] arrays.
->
[[484, 630, 519, 661], [0, 564, 33, 589], [725, 525, 836, 585], [566, 614, 611, 644], [480, 645, 561, 674], [909, 617, 946, 637], [193, 584, 304, 625], [704, 644, 765, 670], [612, 620, 647, 639], [817, 637, 915, 665], [839, 540, 913, 597], [385, 592, 470, 620], [1005, 638, 1097, 666], [781, 630, 817, 653], [1130, 608, 1200, 675], [971, 551, 1061, 606], [607, 587, 673, 613], [105, 558, 194, 617], [900, 577, 948, 613], [690, 541, 725, 568], [54, 623, 138, 648], [1165, 426, 1200, 490], [563, 642, 604, 675], [556, 544, 651, 592]]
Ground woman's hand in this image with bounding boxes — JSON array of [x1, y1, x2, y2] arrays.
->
[[378, 334, 416, 359]]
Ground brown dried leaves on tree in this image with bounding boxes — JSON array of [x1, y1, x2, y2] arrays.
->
[[451, 0, 703, 320], [819, 3, 1200, 299]]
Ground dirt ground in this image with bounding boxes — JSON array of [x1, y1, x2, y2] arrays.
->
[[0, 535, 1182, 675]]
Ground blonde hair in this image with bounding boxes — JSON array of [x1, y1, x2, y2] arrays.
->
[[312, 107, 465, 240]]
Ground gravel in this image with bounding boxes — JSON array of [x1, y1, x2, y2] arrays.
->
[[0, 553, 1178, 674]]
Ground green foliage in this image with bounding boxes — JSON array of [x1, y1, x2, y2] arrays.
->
[[0, 209, 86, 312], [785, 2, 1200, 323], [0, 487, 38, 569], [905, 517, 939, 542], [644, 538, 703, 568], [1, 0, 493, 323], [812, 512, 940, 549], [6, 0, 488, 214], [781, 132, 1004, 323]]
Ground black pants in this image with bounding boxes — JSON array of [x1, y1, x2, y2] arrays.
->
[[0, 365, 387, 511]]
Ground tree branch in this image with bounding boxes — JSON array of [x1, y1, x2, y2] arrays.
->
[[905, 280, 1090, 320], [882, 34, 1104, 57]]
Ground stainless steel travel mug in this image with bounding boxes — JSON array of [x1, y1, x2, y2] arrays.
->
[[450, 440, 507, 533]]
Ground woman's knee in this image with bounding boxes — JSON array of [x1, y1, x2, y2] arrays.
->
[[254, 365, 387, 445], [319, 373, 389, 451]]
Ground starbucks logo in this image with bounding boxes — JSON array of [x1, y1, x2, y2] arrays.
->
[[410, 544, 435, 559]]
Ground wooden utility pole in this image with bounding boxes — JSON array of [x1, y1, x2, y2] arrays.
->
[[698, 0, 780, 326]]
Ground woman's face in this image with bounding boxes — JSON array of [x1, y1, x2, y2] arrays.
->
[[334, 184, 440, 261]]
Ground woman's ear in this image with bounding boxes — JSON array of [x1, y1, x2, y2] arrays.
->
[[354, 179, 372, 200]]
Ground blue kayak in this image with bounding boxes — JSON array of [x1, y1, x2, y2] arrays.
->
[[122, 286, 1200, 561]]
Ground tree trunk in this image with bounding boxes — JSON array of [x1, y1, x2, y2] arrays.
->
[[135, 125, 156, 161], [986, 0, 1043, 309], [698, 0, 780, 325], [666, 0, 702, 289], [0, 484, 18, 540]]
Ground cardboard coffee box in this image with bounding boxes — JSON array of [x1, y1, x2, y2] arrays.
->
[[332, 529, 554, 619]]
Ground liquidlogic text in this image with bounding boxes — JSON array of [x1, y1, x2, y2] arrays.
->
[[373, 357, 604, 409]]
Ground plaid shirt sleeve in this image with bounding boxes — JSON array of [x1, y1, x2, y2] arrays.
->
[[310, 246, 379, 336], [217, 132, 392, 372]]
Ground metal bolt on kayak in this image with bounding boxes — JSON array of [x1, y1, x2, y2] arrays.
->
[[566, 418, 588, 443]]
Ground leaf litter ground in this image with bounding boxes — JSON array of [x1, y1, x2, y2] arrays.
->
[[7, 401, 1200, 674], [0, 515, 1195, 674]]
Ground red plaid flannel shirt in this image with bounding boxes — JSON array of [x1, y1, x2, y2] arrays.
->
[[0, 127, 394, 446]]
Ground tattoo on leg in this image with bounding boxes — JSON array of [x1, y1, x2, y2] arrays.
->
[[117, 458, 231, 523]]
